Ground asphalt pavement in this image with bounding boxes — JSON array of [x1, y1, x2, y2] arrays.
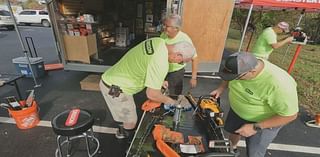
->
[[0, 26, 319, 157]]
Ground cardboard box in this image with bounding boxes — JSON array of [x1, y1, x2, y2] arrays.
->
[[63, 34, 97, 63], [80, 74, 101, 91]]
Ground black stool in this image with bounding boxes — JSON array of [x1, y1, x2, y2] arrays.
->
[[51, 109, 100, 157]]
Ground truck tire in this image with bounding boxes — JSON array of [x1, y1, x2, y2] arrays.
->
[[42, 20, 50, 27]]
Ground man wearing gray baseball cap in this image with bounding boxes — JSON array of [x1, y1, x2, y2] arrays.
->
[[210, 52, 299, 157]]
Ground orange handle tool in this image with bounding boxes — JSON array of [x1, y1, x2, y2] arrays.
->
[[142, 100, 161, 111], [156, 140, 180, 157]]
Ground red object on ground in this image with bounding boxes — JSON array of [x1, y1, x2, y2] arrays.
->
[[44, 63, 64, 71], [315, 113, 320, 126]]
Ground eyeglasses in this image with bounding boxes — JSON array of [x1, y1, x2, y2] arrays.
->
[[235, 72, 249, 80], [163, 25, 177, 29]]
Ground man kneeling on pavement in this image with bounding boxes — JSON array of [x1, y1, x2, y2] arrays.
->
[[100, 37, 195, 139], [210, 52, 299, 157]]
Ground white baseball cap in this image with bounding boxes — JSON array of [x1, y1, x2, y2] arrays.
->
[[277, 22, 290, 33]]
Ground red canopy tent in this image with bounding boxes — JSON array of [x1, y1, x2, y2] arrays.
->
[[239, 0, 320, 9], [235, 0, 320, 74]]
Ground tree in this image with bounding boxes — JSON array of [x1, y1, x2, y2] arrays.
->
[[231, 8, 278, 35], [22, 0, 44, 9]]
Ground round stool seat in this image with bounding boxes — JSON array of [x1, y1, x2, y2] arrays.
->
[[52, 109, 94, 137]]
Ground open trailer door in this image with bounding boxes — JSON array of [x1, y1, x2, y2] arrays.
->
[[181, 0, 234, 73], [47, 0, 235, 73]]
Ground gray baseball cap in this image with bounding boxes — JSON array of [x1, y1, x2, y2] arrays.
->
[[218, 52, 258, 81]]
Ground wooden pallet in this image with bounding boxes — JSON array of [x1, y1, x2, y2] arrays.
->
[[80, 74, 101, 91]]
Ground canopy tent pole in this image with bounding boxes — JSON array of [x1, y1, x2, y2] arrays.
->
[[245, 6, 263, 52], [238, 4, 253, 52], [6, 0, 41, 88], [246, 23, 255, 52], [296, 10, 305, 27], [245, 22, 256, 52]]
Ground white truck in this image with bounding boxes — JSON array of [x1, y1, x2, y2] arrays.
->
[[16, 10, 51, 27], [0, 9, 14, 30]]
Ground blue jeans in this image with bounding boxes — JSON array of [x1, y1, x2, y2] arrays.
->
[[224, 108, 282, 157]]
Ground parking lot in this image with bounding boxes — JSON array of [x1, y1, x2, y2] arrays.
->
[[0, 26, 320, 157]]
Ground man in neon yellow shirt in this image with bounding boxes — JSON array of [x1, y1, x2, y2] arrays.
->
[[160, 14, 198, 95], [100, 37, 195, 139], [252, 21, 293, 59], [210, 52, 298, 157]]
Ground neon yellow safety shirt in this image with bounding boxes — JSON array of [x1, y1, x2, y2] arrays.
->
[[160, 31, 197, 72], [252, 27, 277, 59], [101, 38, 169, 95], [228, 59, 299, 122]]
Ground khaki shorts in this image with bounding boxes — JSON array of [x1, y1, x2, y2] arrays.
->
[[99, 80, 137, 124]]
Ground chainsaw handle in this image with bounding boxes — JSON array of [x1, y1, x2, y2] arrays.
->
[[156, 140, 180, 157], [141, 99, 161, 111], [198, 95, 220, 105]]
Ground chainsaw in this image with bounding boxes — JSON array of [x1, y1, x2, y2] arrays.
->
[[291, 27, 307, 45], [185, 93, 234, 155], [186, 93, 224, 127]]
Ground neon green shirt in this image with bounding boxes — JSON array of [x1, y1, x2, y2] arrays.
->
[[160, 31, 197, 72], [228, 60, 299, 122], [101, 38, 169, 95], [252, 27, 277, 59]]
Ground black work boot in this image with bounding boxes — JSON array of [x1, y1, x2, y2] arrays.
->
[[115, 124, 135, 141], [115, 124, 128, 139], [232, 148, 240, 157]]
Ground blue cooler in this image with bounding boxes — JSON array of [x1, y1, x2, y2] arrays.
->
[[12, 57, 45, 78]]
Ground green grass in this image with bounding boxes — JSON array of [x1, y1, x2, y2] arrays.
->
[[225, 28, 320, 116]]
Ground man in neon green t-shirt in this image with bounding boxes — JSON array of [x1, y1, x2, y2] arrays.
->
[[160, 14, 198, 95], [252, 21, 293, 59], [210, 52, 298, 157], [100, 37, 195, 139]]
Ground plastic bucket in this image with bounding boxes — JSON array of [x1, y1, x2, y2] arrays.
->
[[8, 101, 40, 129]]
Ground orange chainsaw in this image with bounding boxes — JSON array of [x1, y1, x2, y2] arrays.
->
[[186, 93, 224, 127], [185, 93, 235, 155]]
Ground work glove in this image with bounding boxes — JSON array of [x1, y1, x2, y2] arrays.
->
[[163, 103, 175, 111], [163, 95, 193, 111], [176, 95, 192, 111]]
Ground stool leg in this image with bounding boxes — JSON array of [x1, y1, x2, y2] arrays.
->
[[66, 137, 71, 157], [84, 132, 91, 157], [90, 128, 95, 141], [89, 127, 100, 156], [56, 135, 63, 157]]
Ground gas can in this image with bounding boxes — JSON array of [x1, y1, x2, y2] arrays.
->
[[315, 113, 320, 125]]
